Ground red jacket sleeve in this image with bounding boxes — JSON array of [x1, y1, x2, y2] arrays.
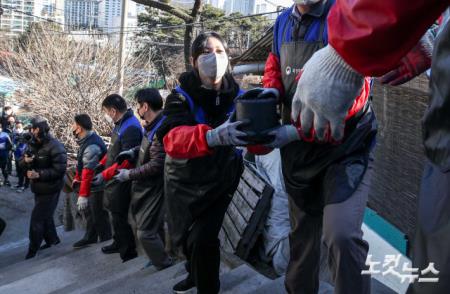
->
[[262, 52, 285, 98], [101, 159, 133, 181], [328, 0, 448, 76], [346, 77, 371, 120], [163, 125, 214, 159], [79, 168, 94, 197], [74, 170, 81, 182], [99, 154, 107, 166]]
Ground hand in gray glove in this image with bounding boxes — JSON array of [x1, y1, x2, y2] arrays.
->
[[91, 174, 104, 186], [291, 45, 364, 142], [115, 149, 137, 165], [114, 169, 131, 182], [206, 118, 249, 147], [265, 125, 301, 149], [77, 196, 89, 211]]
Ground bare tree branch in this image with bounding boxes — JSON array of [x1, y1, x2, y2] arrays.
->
[[133, 0, 204, 71], [132, 0, 193, 22], [2, 28, 151, 154], [183, 0, 203, 70]]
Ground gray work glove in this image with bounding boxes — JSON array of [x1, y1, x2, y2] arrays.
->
[[77, 196, 89, 211], [91, 174, 104, 186], [114, 169, 131, 182], [206, 118, 249, 147], [291, 45, 364, 142], [265, 125, 301, 149]]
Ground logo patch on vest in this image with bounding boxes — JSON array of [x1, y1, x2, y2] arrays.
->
[[285, 66, 302, 76]]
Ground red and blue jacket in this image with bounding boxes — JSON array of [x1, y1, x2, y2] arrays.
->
[[263, 2, 370, 123], [263, 3, 331, 97], [98, 110, 143, 181]]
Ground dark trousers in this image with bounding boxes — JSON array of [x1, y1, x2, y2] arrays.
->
[[0, 157, 8, 181], [137, 226, 170, 269], [407, 161, 450, 294], [7, 152, 12, 174], [0, 216, 5, 237], [15, 159, 25, 187], [82, 191, 112, 242], [134, 190, 171, 269], [111, 210, 136, 260], [105, 181, 136, 260], [28, 192, 60, 253], [285, 165, 372, 294], [183, 193, 232, 294]]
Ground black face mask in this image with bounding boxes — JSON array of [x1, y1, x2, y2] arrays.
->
[[137, 107, 146, 120]]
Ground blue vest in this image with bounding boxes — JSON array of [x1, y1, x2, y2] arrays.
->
[[113, 115, 142, 139], [272, 2, 334, 58], [0, 132, 10, 157], [175, 86, 245, 124], [146, 115, 167, 142]]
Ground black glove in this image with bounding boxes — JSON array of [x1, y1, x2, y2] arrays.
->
[[115, 149, 137, 165], [157, 91, 197, 140], [91, 174, 104, 186], [93, 164, 105, 174]]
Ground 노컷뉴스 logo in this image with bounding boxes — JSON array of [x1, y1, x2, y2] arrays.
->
[[362, 254, 439, 284]]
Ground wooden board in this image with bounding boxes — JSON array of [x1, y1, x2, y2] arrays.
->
[[232, 193, 253, 222], [223, 212, 241, 250], [220, 164, 274, 260], [237, 180, 260, 209], [228, 200, 248, 235]]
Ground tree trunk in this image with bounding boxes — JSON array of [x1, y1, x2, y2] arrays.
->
[[132, 0, 204, 72], [184, 25, 193, 71], [183, 0, 203, 71]]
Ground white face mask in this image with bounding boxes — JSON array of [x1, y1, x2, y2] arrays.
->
[[197, 52, 229, 88], [293, 0, 321, 5], [104, 113, 114, 124]]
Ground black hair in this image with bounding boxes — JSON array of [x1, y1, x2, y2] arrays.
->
[[191, 31, 229, 63], [74, 114, 93, 131], [102, 94, 127, 112], [135, 88, 163, 111], [4, 106, 12, 111], [30, 116, 50, 136]]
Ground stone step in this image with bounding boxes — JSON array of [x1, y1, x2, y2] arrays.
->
[[249, 277, 333, 294], [86, 262, 268, 294], [221, 264, 271, 294], [83, 260, 188, 294], [249, 276, 398, 294], [0, 236, 148, 294], [249, 277, 285, 294], [0, 228, 400, 294], [0, 228, 84, 270], [0, 230, 96, 281]]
